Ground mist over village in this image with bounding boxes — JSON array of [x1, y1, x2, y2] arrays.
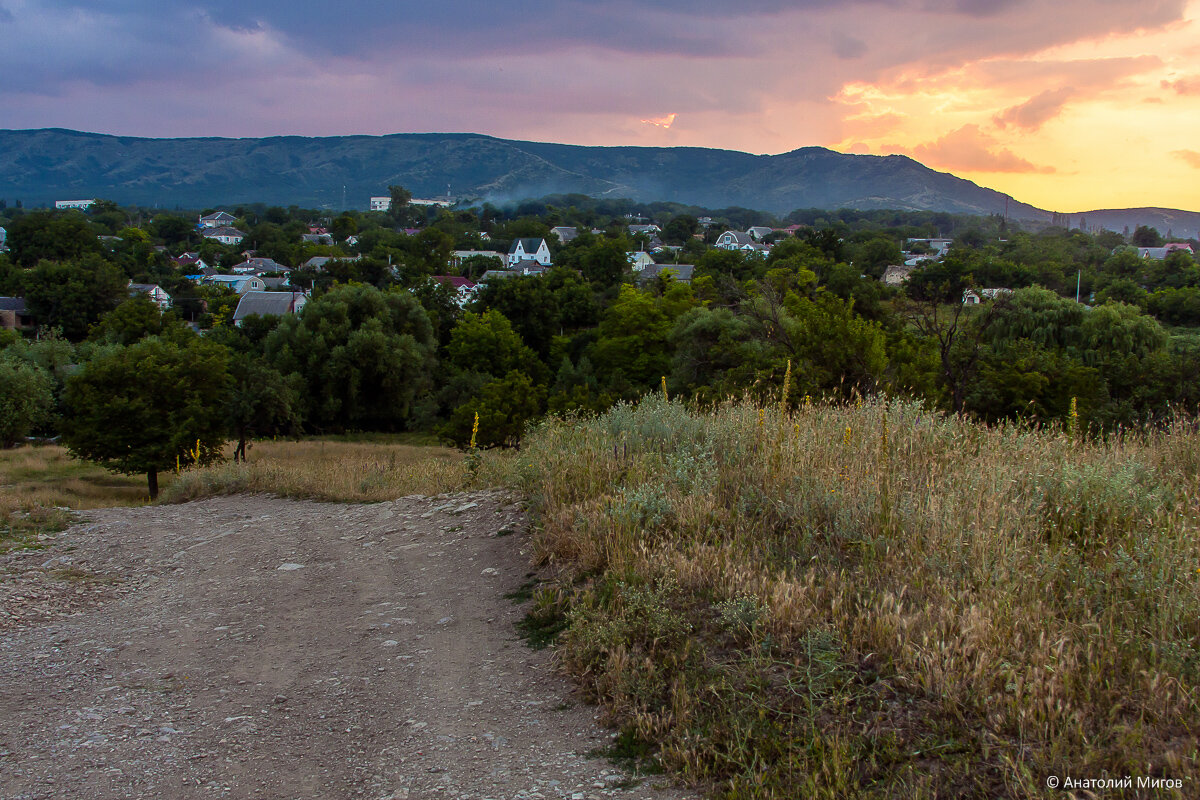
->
[[2, 1, 1200, 798]]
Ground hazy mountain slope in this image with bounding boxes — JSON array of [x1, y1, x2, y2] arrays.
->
[[1063, 207, 1200, 239], [0, 128, 1195, 232]]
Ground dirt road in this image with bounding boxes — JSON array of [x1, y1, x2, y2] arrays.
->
[[0, 492, 695, 800]]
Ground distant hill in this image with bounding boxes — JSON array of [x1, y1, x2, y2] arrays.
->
[[1060, 208, 1200, 240], [0, 128, 1196, 235]]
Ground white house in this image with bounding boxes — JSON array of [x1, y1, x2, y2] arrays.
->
[[201, 226, 246, 246], [55, 199, 95, 210], [628, 224, 661, 236], [202, 275, 265, 294], [746, 226, 775, 241], [371, 196, 451, 211], [172, 252, 211, 271], [507, 238, 552, 269], [627, 251, 655, 271], [429, 276, 479, 307], [0, 227, 6, 250], [963, 288, 1012, 305], [128, 283, 172, 311], [715, 231, 755, 250], [232, 257, 289, 275], [198, 211, 237, 229]]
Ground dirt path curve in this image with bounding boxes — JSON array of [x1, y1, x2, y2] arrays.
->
[[0, 492, 697, 800]]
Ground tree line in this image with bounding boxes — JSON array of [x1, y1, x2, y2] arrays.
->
[[2, 198, 1198, 497]]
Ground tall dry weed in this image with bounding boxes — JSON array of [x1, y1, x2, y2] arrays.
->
[[520, 394, 1200, 797]]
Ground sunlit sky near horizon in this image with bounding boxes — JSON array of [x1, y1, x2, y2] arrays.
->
[[2, 0, 1198, 213]]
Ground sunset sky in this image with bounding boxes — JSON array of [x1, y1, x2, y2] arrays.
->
[[2, 0, 1198, 212]]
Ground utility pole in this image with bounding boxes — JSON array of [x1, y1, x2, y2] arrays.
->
[[1076, 270, 1081, 304]]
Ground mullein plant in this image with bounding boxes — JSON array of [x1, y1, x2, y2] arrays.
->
[[464, 411, 482, 476]]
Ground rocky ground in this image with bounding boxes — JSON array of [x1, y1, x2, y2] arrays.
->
[[0, 492, 697, 800]]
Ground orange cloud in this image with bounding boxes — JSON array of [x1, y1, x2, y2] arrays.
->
[[1162, 76, 1200, 94], [994, 87, 1073, 130], [906, 125, 1056, 174], [841, 111, 904, 138], [641, 113, 677, 129], [1175, 149, 1200, 168]]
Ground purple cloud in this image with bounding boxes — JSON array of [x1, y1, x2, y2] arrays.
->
[[0, 0, 1191, 155]]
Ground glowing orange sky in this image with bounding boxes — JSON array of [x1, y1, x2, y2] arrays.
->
[[827, 2, 1200, 212]]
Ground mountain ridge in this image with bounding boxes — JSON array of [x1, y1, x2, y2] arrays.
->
[[1, 128, 1197, 236]]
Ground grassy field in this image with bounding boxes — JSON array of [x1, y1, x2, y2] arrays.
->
[[514, 395, 1200, 798], [0, 444, 152, 552], [7, 407, 1198, 797], [0, 435, 497, 551], [161, 437, 489, 503]]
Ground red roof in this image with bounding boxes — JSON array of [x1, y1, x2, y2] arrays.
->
[[431, 275, 476, 290]]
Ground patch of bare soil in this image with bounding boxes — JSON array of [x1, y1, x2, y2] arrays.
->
[[0, 492, 697, 800]]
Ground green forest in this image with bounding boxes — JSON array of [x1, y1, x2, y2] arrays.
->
[[2, 194, 1198, 495]]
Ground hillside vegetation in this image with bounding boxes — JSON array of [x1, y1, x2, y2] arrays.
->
[[0, 128, 1041, 215], [515, 394, 1199, 798]]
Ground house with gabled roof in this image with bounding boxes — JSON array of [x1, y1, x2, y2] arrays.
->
[[636, 264, 695, 285], [303, 255, 361, 271], [172, 252, 211, 271], [550, 226, 578, 244], [199, 211, 237, 229], [128, 282, 172, 311], [232, 257, 290, 276], [715, 231, 755, 250], [429, 275, 479, 307], [507, 238, 551, 269], [201, 226, 246, 246], [201, 275, 265, 294], [232, 291, 308, 326], [746, 226, 776, 241], [627, 251, 655, 271], [0, 297, 32, 332]]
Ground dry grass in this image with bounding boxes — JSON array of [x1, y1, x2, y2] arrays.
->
[[516, 395, 1200, 798], [1, 438, 512, 551], [0, 444, 153, 551], [0, 444, 153, 510], [160, 438, 510, 504]]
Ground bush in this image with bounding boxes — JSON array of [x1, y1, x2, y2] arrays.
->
[[0, 356, 54, 447]]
